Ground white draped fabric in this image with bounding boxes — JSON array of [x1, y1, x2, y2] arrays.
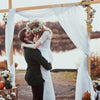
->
[[53, 6, 95, 100], [96, 90, 100, 100], [53, 6, 90, 56], [5, 6, 95, 100], [17, 8, 55, 20], [76, 54, 96, 100], [5, 9, 15, 68], [5, 9, 16, 86]]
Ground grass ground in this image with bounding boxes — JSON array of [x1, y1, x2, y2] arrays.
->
[[15, 70, 76, 100], [15, 70, 77, 86]]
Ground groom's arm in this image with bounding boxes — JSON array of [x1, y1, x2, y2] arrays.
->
[[30, 49, 52, 70]]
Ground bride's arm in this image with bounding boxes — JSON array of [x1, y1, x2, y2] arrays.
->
[[21, 42, 41, 49], [22, 31, 50, 49]]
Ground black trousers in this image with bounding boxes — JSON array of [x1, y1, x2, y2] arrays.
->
[[32, 84, 43, 100]]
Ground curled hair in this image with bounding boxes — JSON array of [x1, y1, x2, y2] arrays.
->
[[30, 22, 39, 30], [29, 21, 43, 38], [18, 28, 26, 42]]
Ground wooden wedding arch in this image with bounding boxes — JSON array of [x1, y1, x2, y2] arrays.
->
[[0, 0, 100, 75]]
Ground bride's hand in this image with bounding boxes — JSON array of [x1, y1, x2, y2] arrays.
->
[[21, 43, 26, 49]]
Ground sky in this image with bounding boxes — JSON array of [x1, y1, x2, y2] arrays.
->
[[0, 0, 100, 31]]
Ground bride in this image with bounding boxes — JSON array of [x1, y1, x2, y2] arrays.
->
[[22, 20, 55, 100]]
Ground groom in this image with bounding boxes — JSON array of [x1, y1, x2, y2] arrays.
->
[[18, 28, 52, 100]]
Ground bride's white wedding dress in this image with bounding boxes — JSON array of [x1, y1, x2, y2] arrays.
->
[[34, 31, 55, 100]]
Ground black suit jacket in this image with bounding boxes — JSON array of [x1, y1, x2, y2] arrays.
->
[[24, 45, 52, 86]]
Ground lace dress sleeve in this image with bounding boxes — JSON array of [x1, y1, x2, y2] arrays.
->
[[38, 31, 51, 43], [32, 31, 51, 49]]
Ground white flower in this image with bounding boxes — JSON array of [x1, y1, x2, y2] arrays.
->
[[2, 74, 7, 77], [11, 92, 16, 96], [0, 97, 5, 100], [0, 95, 2, 98], [85, 8, 88, 12], [88, 11, 94, 15], [7, 78, 11, 81], [3, 70, 9, 74], [6, 95, 12, 99], [93, 9, 96, 13], [1, 71, 4, 74]]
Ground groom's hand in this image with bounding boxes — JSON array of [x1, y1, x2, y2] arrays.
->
[[48, 63, 52, 70]]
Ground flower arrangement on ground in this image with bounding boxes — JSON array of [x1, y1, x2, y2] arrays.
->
[[0, 70, 16, 100], [0, 70, 12, 89]]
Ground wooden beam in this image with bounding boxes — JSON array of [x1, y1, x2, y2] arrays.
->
[[90, 0, 100, 4], [10, 42, 13, 66], [9, 0, 12, 9], [0, 0, 100, 13], [16, 2, 81, 12], [87, 0, 91, 75], [8, 0, 13, 66], [0, 9, 9, 13], [0, 2, 80, 13]]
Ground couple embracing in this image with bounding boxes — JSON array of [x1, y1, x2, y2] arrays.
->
[[18, 20, 55, 100]]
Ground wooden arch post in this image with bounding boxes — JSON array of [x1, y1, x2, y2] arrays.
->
[[87, 0, 91, 75], [9, 0, 13, 66]]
